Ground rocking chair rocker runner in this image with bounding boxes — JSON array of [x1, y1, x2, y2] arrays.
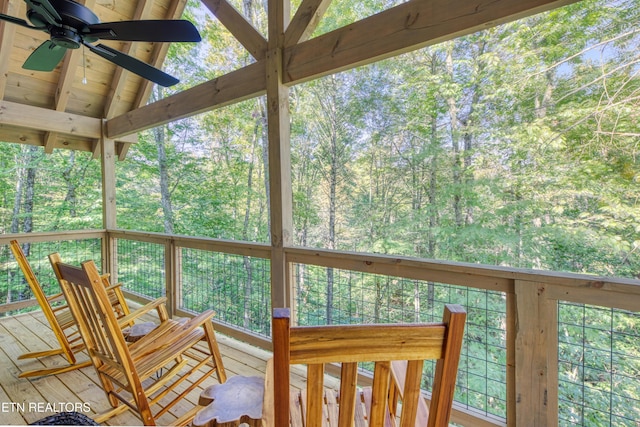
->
[[53, 258, 227, 426]]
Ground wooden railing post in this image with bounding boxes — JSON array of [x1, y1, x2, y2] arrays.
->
[[513, 280, 558, 426], [166, 238, 180, 318], [104, 232, 118, 284]]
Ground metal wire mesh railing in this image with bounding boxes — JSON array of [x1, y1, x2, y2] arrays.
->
[[0, 238, 102, 314], [292, 263, 508, 419], [558, 302, 640, 426], [179, 247, 271, 336], [1, 233, 638, 427], [112, 237, 272, 336], [115, 238, 166, 299]]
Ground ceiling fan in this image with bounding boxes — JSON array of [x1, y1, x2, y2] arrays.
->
[[0, 0, 201, 86]]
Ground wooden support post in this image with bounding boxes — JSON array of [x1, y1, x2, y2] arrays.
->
[[506, 290, 516, 427], [513, 280, 558, 426], [166, 239, 180, 318], [267, 0, 293, 311], [101, 120, 118, 279]]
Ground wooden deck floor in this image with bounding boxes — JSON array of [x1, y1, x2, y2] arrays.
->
[[0, 309, 283, 426]]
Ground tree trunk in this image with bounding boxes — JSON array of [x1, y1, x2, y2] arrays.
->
[[241, 103, 262, 330], [445, 43, 464, 229], [154, 116, 174, 235], [62, 151, 78, 218], [11, 145, 40, 301]]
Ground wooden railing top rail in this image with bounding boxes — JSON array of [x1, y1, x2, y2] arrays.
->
[[107, 229, 272, 259], [2, 231, 640, 313], [286, 246, 640, 311], [0, 230, 106, 246]]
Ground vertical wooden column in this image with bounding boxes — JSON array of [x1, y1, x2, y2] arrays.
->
[[506, 290, 516, 427], [267, 0, 293, 311], [166, 238, 180, 318], [100, 120, 118, 280], [513, 280, 558, 426]]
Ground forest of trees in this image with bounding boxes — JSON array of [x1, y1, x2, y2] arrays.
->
[[0, 1, 638, 424], [1, 0, 638, 279]]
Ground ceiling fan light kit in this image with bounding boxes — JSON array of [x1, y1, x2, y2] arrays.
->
[[0, 0, 201, 86]]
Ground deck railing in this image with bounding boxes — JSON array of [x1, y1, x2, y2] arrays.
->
[[0, 230, 638, 427]]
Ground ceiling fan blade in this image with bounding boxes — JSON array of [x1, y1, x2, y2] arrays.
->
[[23, 40, 67, 71], [25, 0, 61, 25], [85, 42, 179, 87], [84, 20, 201, 42], [0, 12, 41, 29]]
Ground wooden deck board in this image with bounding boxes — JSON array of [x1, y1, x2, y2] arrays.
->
[[0, 309, 276, 426], [0, 305, 340, 426]]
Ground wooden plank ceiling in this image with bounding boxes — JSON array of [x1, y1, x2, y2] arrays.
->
[[0, 0, 579, 159], [0, 0, 185, 157]]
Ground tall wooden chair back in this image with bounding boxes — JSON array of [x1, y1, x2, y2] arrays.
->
[[9, 240, 90, 377], [48, 252, 131, 323], [266, 304, 466, 427], [54, 258, 227, 426]]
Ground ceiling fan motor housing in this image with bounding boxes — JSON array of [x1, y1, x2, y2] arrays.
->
[[27, 0, 100, 44], [50, 26, 81, 49]]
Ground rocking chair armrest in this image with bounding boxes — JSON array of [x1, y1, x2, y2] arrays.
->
[[103, 283, 123, 292], [117, 297, 168, 328]]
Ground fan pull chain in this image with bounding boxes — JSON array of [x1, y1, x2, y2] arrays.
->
[[82, 46, 87, 85]]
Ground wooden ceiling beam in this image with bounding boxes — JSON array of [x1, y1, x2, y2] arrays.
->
[[0, 99, 136, 144], [0, 127, 94, 151], [45, 0, 96, 153], [107, 60, 265, 138], [201, 0, 267, 60], [43, 131, 57, 153], [1, 100, 101, 137], [283, 0, 580, 84], [284, 0, 331, 46], [55, 0, 95, 111], [107, 0, 187, 159], [107, 0, 579, 138]]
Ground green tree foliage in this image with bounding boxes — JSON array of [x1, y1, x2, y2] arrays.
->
[[0, 0, 636, 276]]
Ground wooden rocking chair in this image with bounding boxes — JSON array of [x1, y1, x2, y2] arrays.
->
[[11, 240, 141, 378], [53, 258, 227, 426], [9, 240, 129, 377], [264, 304, 466, 427]]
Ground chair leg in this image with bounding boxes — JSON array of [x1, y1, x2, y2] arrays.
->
[[203, 321, 227, 383]]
